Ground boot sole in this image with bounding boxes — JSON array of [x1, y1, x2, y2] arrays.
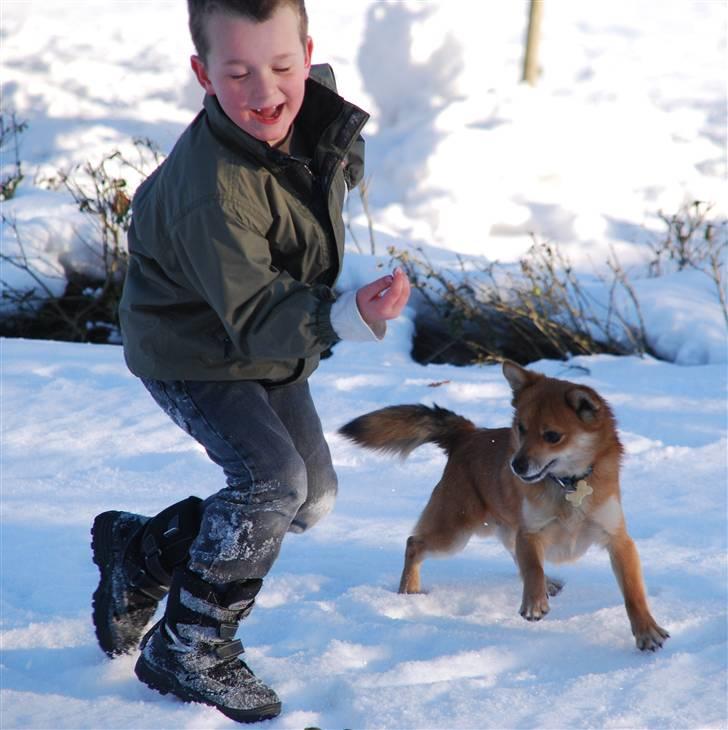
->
[[135, 654, 282, 723]]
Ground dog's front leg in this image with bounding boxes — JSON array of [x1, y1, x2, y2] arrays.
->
[[516, 529, 550, 620], [608, 531, 669, 651]]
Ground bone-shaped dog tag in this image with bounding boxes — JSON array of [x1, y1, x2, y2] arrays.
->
[[565, 479, 593, 506]]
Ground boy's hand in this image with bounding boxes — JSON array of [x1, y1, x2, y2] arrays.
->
[[356, 268, 411, 327]]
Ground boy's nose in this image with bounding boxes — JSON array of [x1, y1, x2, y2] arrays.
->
[[249, 72, 277, 106]]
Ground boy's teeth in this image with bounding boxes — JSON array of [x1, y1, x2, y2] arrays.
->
[[252, 105, 282, 121]]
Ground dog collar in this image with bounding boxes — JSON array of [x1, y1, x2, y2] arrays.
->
[[549, 467, 593, 492], [550, 466, 594, 506]]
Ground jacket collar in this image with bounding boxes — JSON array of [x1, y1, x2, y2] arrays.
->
[[203, 93, 274, 165], [203, 77, 369, 173]]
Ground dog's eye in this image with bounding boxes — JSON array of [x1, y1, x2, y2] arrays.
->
[[517, 422, 526, 435], [543, 430, 562, 444]]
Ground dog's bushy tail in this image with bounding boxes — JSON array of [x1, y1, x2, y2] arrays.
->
[[339, 404, 476, 458]]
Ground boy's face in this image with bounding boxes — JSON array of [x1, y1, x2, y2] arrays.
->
[[191, 5, 312, 146]]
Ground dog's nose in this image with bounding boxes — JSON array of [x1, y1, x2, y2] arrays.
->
[[511, 455, 528, 475]]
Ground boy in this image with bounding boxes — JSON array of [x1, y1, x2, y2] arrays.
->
[[90, 0, 409, 723]]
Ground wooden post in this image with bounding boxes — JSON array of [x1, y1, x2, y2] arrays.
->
[[522, 0, 544, 86]]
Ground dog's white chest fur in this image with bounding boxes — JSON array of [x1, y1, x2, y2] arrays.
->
[[522, 494, 622, 563]]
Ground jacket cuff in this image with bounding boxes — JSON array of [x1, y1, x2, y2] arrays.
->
[[331, 289, 385, 342]]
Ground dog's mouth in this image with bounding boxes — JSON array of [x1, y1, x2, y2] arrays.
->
[[514, 459, 557, 484]]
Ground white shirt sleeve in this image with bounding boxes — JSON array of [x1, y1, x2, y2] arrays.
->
[[330, 289, 386, 342]]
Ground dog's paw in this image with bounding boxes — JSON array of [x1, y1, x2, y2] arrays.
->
[[519, 593, 550, 621], [634, 619, 670, 651], [546, 576, 564, 597]]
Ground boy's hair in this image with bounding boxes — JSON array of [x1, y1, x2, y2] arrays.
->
[[188, 0, 309, 63]]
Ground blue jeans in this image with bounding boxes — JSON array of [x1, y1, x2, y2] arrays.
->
[[141, 378, 337, 585]]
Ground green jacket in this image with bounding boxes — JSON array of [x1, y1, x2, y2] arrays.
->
[[119, 65, 369, 384]]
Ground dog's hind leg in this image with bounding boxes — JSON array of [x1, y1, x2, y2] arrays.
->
[[398, 522, 474, 594], [398, 476, 481, 594], [546, 576, 564, 596], [399, 535, 426, 594], [398, 527, 472, 594]]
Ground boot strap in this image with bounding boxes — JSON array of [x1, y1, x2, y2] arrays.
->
[[219, 622, 238, 641], [135, 496, 203, 587], [128, 565, 169, 601], [141, 532, 172, 587], [215, 638, 244, 660]]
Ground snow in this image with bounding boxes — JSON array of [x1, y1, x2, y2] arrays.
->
[[1, 1, 727, 728], [2, 338, 727, 729]]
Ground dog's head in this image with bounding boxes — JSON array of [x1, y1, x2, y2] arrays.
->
[[502, 361, 620, 484]]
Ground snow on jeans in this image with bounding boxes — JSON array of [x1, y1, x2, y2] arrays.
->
[[140, 378, 338, 585]]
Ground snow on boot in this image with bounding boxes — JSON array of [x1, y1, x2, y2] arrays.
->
[[91, 496, 202, 656], [134, 568, 281, 723]]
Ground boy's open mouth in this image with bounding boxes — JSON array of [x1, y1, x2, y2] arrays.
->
[[250, 104, 284, 124]]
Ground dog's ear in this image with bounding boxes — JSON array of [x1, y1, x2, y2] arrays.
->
[[502, 360, 538, 396], [566, 387, 601, 423]]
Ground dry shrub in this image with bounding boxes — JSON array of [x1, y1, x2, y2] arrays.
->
[[393, 201, 726, 366]]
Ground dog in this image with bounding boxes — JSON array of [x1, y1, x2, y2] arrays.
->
[[339, 360, 669, 651]]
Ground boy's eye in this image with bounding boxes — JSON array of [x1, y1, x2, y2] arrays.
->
[[273, 67, 291, 73], [231, 73, 250, 81], [543, 430, 562, 444]]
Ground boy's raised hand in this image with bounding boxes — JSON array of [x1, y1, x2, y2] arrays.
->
[[356, 267, 411, 328]]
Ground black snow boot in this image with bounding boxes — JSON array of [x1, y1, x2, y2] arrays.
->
[[91, 496, 203, 656], [134, 567, 281, 724]]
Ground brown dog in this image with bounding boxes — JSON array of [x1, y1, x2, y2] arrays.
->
[[339, 361, 669, 651]]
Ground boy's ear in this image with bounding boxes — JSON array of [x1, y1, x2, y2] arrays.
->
[[191, 55, 215, 95], [303, 36, 313, 77]]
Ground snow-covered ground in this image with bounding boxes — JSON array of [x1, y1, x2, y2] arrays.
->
[[1, 1, 727, 728], [2, 335, 727, 730]]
